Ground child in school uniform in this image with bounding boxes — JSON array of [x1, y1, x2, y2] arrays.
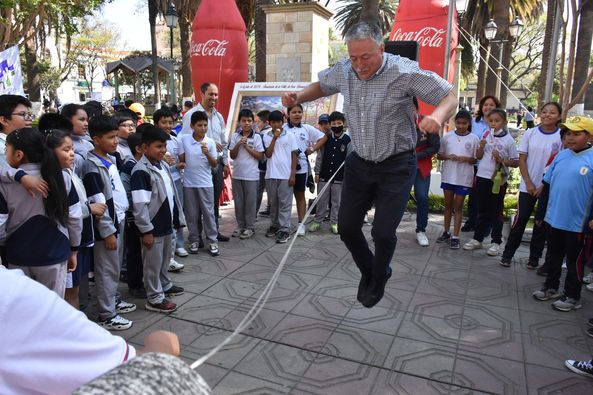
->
[[309, 111, 351, 234], [264, 110, 298, 244], [82, 115, 135, 331], [255, 110, 271, 216], [436, 110, 479, 249], [0, 95, 33, 166], [229, 109, 265, 239], [178, 111, 220, 256], [61, 104, 93, 177], [0, 128, 82, 297], [113, 110, 137, 164], [119, 133, 146, 299], [500, 102, 563, 268], [463, 108, 519, 255], [532, 116, 593, 312], [131, 126, 186, 313], [154, 108, 187, 270]]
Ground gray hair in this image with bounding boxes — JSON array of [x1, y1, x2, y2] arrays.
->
[[344, 21, 383, 46]]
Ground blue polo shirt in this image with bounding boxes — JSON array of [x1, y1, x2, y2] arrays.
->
[[543, 146, 593, 232]]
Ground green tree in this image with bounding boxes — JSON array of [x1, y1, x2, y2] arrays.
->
[[333, 0, 397, 37]]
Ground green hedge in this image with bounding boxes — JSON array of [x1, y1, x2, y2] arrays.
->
[[407, 193, 519, 218]]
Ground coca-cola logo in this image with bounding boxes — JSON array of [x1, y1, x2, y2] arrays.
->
[[391, 27, 445, 48], [191, 39, 229, 57]]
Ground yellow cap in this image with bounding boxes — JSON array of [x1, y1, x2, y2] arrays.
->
[[560, 116, 593, 134], [128, 103, 145, 118]]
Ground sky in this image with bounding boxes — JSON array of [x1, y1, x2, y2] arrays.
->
[[101, 0, 340, 51]]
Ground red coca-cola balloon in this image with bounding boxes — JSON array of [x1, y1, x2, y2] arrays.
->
[[191, 0, 248, 121], [390, 0, 457, 114]]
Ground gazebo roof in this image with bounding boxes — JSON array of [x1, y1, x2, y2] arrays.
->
[[106, 56, 173, 75]]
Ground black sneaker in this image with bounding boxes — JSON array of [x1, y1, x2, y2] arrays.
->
[[526, 259, 539, 270], [266, 226, 279, 237], [436, 232, 451, 243], [165, 285, 185, 296], [450, 238, 460, 250], [461, 223, 474, 232], [536, 266, 548, 276], [565, 359, 593, 379], [499, 257, 511, 267], [276, 231, 290, 244]]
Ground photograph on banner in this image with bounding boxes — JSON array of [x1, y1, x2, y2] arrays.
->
[[225, 82, 343, 137]]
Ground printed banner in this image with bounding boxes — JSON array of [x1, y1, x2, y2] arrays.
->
[[0, 45, 25, 95]]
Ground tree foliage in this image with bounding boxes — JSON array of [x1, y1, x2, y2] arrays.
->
[[333, 0, 397, 37]]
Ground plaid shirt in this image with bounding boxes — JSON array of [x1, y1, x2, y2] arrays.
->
[[318, 53, 452, 162]]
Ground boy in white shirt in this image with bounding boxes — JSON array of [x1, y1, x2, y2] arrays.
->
[[229, 109, 265, 239], [178, 111, 220, 256], [264, 110, 298, 244]]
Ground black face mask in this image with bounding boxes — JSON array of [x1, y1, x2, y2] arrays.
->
[[331, 126, 344, 134]]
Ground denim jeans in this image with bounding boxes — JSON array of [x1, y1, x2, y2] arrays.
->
[[338, 151, 417, 283], [414, 172, 431, 233]]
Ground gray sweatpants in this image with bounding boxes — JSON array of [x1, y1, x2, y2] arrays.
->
[[142, 234, 173, 305], [9, 262, 67, 297], [94, 240, 120, 320], [184, 186, 217, 244], [256, 171, 267, 212], [314, 181, 342, 225], [232, 178, 258, 230], [266, 178, 293, 232]]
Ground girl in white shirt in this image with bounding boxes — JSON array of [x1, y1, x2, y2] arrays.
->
[[437, 110, 479, 249], [463, 108, 519, 254], [500, 102, 562, 268]]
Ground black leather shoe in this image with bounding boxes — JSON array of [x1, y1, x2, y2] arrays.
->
[[357, 273, 371, 303], [361, 270, 392, 308], [217, 233, 230, 242]]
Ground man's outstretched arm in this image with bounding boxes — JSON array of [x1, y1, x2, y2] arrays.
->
[[282, 82, 326, 107]]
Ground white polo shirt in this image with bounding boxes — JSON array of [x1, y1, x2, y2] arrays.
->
[[439, 131, 480, 187], [166, 134, 182, 182], [178, 134, 217, 188], [0, 267, 135, 395], [476, 130, 519, 180], [284, 123, 325, 174], [228, 130, 265, 181], [263, 131, 298, 180], [517, 126, 561, 192]]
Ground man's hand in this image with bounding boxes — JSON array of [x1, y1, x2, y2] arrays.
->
[[282, 92, 299, 107], [21, 175, 49, 198], [215, 142, 224, 153], [67, 251, 77, 273], [104, 234, 117, 251], [418, 115, 442, 134], [142, 233, 154, 249], [223, 165, 229, 178], [176, 162, 186, 170], [273, 128, 281, 138], [289, 175, 296, 186]]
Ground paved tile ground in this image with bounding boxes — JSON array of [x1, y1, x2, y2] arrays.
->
[[113, 204, 593, 394]]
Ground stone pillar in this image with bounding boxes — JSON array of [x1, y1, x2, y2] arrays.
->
[[262, 3, 332, 82]]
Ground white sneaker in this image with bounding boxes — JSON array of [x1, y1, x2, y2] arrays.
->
[[586, 283, 593, 292], [416, 232, 429, 247], [168, 259, 184, 272], [297, 223, 306, 236], [487, 243, 501, 256], [463, 239, 483, 250], [98, 314, 133, 331], [175, 247, 188, 257], [584, 272, 593, 284]]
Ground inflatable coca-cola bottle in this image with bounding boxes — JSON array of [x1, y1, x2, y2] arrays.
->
[[191, 0, 248, 121], [390, 0, 457, 114]]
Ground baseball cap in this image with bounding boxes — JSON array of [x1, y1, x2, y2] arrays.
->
[[560, 116, 593, 134], [318, 114, 330, 123], [128, 103, 145, 118]]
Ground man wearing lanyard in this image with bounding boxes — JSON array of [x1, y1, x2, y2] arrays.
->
[[282, 22, 457, 308], [181, 82, 230, 242]]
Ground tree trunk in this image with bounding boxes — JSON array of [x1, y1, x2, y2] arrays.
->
[[255, 0, 270, 82], [537, 0, 557, 110], [475, 37, 488, 103], [485, 0, 510, 100], [178, 16, 193, 97], [360, 0, 379, 26], [500, 34, 513, 109], [571, 0, 593, 111], [148, 0, 161, 109], [24, 35, 41, 101]]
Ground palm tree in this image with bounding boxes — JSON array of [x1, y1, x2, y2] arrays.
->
[[571, 0, 593, 111], [334, 0, 397, 37], [537, 0, 558, 110]]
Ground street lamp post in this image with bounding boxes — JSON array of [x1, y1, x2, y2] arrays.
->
[[164, 4, 179, 105], [484, 16, 524, 99]]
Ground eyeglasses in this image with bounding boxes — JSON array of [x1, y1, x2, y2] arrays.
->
[[12, 112, 33, 120], [119, 123, 136, 129]]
